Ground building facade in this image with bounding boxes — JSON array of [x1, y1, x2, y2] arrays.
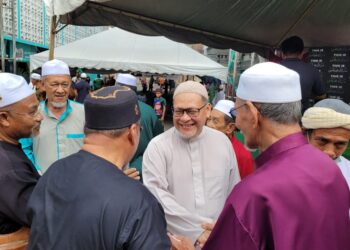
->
[[1, 0, 107, 77]]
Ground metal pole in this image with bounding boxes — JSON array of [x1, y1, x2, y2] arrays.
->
[[232, 52, 240, 97], [0, 0, 5, 72], [11, 0, 15, 73], [49, 15, 57, 60], [250, 52, 256, 66]]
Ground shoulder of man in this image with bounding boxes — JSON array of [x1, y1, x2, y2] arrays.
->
[[205, 126, 231, 142], [147, 127, 174, 146], [69, 100, 85, 111]]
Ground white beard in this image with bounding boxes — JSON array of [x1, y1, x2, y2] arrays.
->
[[51, 101, 67, 108]]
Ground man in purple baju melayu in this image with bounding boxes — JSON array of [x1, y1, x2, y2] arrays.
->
[[197, 62, 350, 250]]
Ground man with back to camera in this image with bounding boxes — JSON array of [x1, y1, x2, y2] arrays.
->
[[27, 86, 171, 249], [116, 73, 164, 180], [280, 35, 326, 112], [74, 72, 91, 103]]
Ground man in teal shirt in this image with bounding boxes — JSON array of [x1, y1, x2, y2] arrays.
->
[[116, 74, 163, 180], [21, 59, 85, 173]]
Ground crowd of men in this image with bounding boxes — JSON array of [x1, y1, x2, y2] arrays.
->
[[0, 35, 350, 250]]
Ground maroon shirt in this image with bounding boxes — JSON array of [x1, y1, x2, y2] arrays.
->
[[204, 132, 350, 250]]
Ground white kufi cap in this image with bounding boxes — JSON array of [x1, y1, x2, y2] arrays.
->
[[302, 99, 350, 130], [42, 59, 70, 76], [0, 73, 35, 108], [236, 62, 301, 103], [214, 100, 235, 118], [30, 73, 41, 80], [174, 81, 208, 101], [116, 73, 137, 87]]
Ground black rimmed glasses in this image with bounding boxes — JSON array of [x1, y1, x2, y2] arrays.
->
[[229, 103, 246, 118], [173, 103, 207, 118]]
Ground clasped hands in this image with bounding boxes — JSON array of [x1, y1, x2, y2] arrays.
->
[[169, 221, 216, 250]]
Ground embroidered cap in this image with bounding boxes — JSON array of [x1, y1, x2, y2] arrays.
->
[[84, 86, 140, 130]]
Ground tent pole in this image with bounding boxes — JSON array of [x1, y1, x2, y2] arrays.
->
[[11, 0, 16, 74], [0, 0, 5, 72], [232, 52, 239, 98], [49, 15, 57, 60]]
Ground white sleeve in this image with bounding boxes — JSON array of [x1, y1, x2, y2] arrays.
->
[[142, 140, 211, 243]]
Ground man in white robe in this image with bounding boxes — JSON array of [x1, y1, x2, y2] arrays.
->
[[143, 81, 240, 248]]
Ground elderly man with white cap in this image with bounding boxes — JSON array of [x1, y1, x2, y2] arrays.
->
[[207, 100, 254, 179], [302, 98, 350, 189], [23, 59, 85, 173], [198, 62, 350, 250], [29, 73, 41, 90], [29, 73, 46, 102], [115, 73, 163, 181], [143, 80, 241, 248], [0, 73, 42, 234]]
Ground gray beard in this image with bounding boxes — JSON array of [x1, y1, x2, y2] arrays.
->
[[51, 101, 67, 108]]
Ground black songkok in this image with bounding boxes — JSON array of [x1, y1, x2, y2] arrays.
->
[[84, 86, 140, 130]]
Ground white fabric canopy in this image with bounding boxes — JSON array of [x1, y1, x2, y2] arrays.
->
[[30, 28, 227, 80]]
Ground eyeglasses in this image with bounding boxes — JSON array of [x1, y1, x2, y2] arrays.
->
[[173, 103, 207, 118], [229, 103, 246, 117]]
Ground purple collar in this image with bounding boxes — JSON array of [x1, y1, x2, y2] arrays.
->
[[255, 132, 308, 168]]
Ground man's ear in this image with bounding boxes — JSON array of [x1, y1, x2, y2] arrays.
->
[[0, 111, 10, 127], [41, 81, 46, 92], [127, 124, 139, 146], [225, 122, 236, 136], [205, 103, 212, 119], [245, 101, 260, 129]]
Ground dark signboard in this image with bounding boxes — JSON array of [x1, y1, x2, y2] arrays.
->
[[308, 47, 350, 104]]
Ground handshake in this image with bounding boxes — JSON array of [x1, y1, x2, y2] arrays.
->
[[169, 221, 216, 250]]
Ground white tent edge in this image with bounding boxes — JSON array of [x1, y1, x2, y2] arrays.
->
[[30, 28, 228, 81]]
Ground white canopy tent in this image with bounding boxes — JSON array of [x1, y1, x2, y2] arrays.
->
[[30, 28, 227, 81]]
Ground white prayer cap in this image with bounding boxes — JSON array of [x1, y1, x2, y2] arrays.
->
[[80, 73, 87, 78], [214, 100, 235, 118], [174, 81, 208, 101], [0, 73, 35, 108], [302, 99, 350, 130], [116, 73, 137, 87], [30, 73, 41, 80], [41, 59, 70, 76], [236, 62, 301, 103]]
